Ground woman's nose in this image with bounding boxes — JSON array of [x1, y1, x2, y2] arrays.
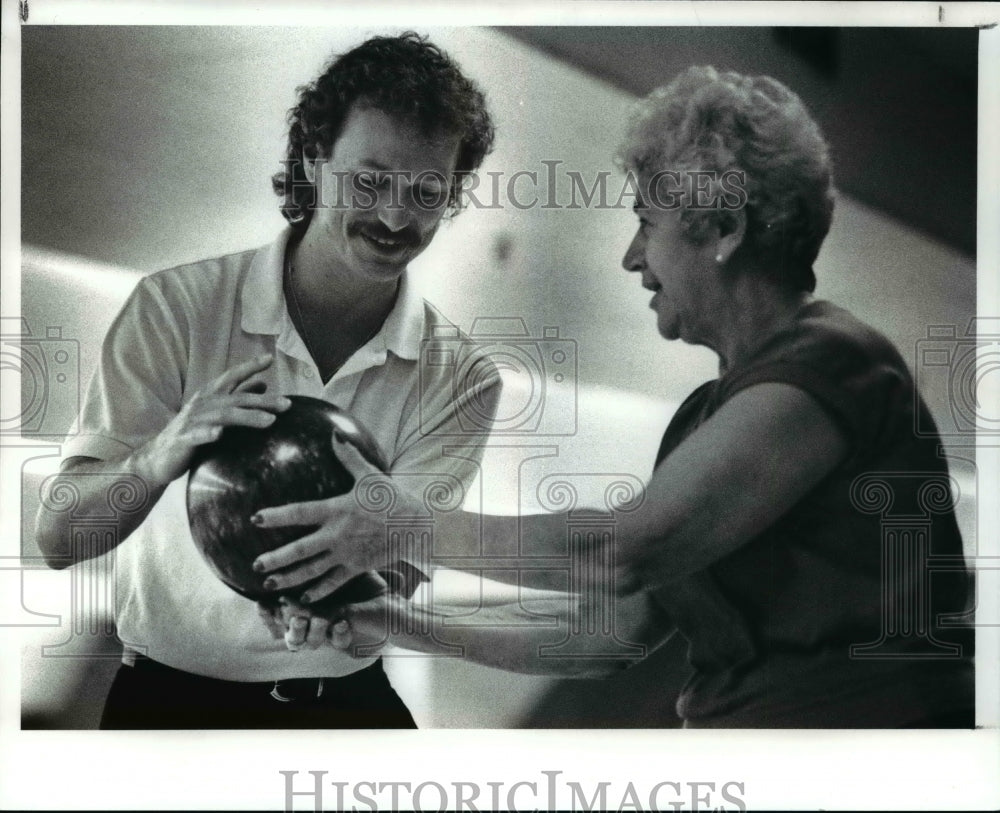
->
[[622, 233, 644, 272]]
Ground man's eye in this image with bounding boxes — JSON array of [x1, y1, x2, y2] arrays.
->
[[357, 170, 390, 188], [415, 183, 447, 207]]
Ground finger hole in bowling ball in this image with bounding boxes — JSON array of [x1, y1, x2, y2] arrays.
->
[[186, 395, 389, 602]]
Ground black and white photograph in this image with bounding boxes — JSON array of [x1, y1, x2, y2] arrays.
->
[[2, 1, 998, 810]]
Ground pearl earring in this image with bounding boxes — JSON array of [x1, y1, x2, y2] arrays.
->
[[715, 253, 723, 263]]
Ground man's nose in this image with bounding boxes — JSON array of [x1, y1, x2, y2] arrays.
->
[[376, 193, 413, 232]]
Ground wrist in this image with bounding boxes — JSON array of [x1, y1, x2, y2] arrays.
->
[[129, 438, 173, 491]]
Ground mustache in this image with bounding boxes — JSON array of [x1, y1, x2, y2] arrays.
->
[[350, 221, 421, 248]]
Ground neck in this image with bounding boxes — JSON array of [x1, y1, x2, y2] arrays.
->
[[711, 275, 811, 375], [283, 229, 401, 382], [290, 227, 400, 319]]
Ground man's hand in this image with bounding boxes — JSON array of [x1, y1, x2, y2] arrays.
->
[[36, 354, 293, 570], [250, 437, 417, 603], [257, 593, 393, 656], [258, 596, 341, 651], [134, 354, 290, 487]]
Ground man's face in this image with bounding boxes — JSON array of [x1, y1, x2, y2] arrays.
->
[[306, 105, 461, 282]]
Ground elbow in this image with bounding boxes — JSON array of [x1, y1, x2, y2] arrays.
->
[[33, 456, 98, 570], [538, 655, 644, 680], [34, 512, 72, 570], [42, 550, 73, 571], [39, 546, 72, 571], [583, 658, 643, 680]]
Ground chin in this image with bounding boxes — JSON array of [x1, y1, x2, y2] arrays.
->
[[656, 319, 680, 341], [352, 251, 410, 280]]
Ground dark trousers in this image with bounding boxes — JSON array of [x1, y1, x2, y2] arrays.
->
[[900, 708, 976, 729], [99, 656, 417, 729]]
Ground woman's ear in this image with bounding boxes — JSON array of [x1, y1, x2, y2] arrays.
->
[[714, 208, 747, 265]]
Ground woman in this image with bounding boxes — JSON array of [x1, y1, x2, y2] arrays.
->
[[253, 66, 975, 728]]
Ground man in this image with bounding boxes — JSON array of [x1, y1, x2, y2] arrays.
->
[[35, 32, 501, 729]]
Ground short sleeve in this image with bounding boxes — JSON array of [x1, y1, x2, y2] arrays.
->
[[63, 275, 189, 461], [718, 305, 912, 462], [379, 345, 502, 583], [392, 347, 503, 492]]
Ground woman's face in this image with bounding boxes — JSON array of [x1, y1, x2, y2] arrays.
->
[[621, 193, 721, 345]]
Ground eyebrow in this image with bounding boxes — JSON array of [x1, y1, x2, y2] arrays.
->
[[356, 160, 392, 172], [354, 162, 445, 185]]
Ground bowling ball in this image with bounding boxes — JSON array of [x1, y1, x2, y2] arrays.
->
[[186, 395, 417, 608]]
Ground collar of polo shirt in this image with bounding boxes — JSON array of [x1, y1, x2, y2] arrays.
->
[[240, 227, 425, 364]]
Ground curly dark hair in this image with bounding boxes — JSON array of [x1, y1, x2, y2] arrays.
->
[[272, 32, 495, 228], [618, 66, 834, 293]]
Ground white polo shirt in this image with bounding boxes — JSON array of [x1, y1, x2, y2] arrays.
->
[[64, 227, 500, 680]]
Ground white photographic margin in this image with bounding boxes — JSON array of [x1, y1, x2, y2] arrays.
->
[[1, 1, 998, 811]]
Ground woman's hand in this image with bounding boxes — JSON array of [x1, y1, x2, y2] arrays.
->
[[250, 437, 419, 603]]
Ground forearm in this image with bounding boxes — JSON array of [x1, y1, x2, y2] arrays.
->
[[413, 568, 573, 607], [35, 450, 168, 569], [391, 373, 578, 587], [366, 591, 670, 678], [425, 510, 582, 591], [36, 357, 288, 571]]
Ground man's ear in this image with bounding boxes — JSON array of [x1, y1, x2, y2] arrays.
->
[[302, 144, 332, 185], [302, 150, 318, 185]]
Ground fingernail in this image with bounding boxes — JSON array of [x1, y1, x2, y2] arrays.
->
[[250, 513, 263, 526], [334, 621, 349, 633], [252, 559, 264, 572], [263, 577, 277, 591], [278, 396, 292, 409], [300, 593, 312, 604]]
